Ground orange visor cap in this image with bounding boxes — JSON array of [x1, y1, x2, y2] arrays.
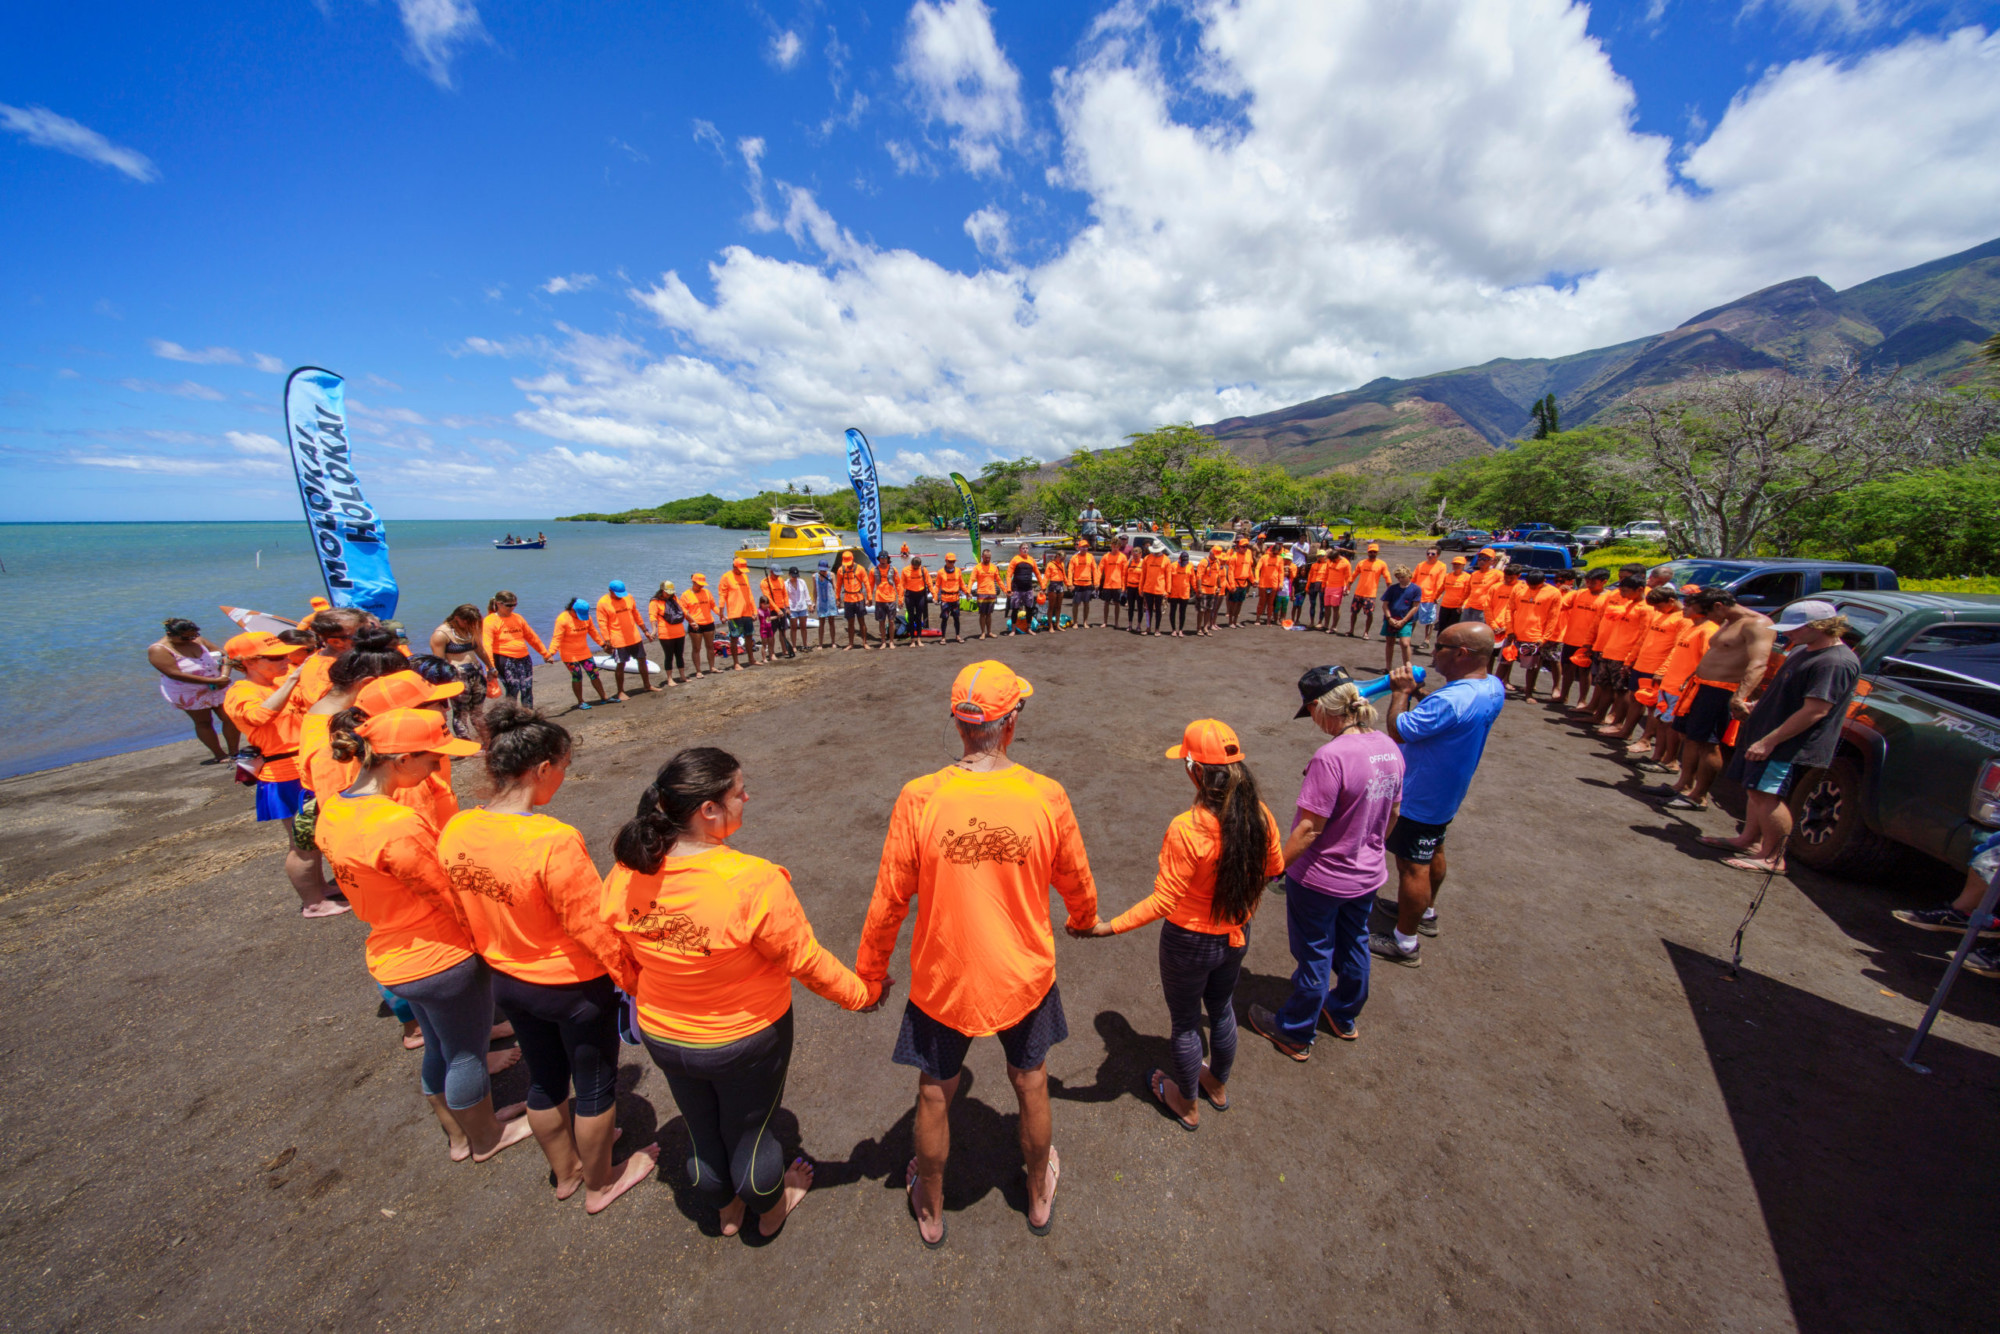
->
[[225, 631, 295, 660], [950, 660, 1034, 723], [356, 670, 463, 714], [1166, 718, 1244, 765], [356, 708, 480, 757]]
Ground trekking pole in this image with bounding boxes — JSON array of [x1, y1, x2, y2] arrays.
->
[[1725, 866, 1780, 982], [1898, 872, 2000, 1074]]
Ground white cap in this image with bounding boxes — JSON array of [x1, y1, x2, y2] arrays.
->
[[1773, 598, 1838, 629]]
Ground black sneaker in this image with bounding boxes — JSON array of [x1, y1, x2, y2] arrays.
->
[[1368, 932, 1421, 968], [1246, 1004, 1310, 1061], [1893, 905, 2000, 938], [1966, 945, 2000, 979]]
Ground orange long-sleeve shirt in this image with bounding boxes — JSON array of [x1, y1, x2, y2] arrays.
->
[[1100, 550, 1129, 591], [1633, 607, 1688, 676], [1106, 803, 1283, 948], [718, 568, 756, 620], [1659, 620, 1718, 698], [857, 764, 1097, 1037], [315, 792, 473, 986], [647, 599, 687, 641], [1510, 584, 1562, 643], [1592, 591, 1649, 662], [1465, 568, 1504, 613], [604, 844, 874, 1045], [972, 560, 1002, 596], [835, 561, 872, 602], [438, 809, 633, 989], [551, 609, 600, 660], [1324, 556, 1353, 593], [1067, 552, 1097, 587], [1413, 559, 1448, 601], [1351, 558, 1390, 598], [483, 611, 548, 659], [1563, 587, 1610, 645], [760, 574, 790, 612], [1141, 553, 1170, 595], [681, 586, 716, 626], [223, 679, 301, 783], [594, 594, 645, 647], [1437, 571, 1472, 608], [1167, 563, 1195, 599]]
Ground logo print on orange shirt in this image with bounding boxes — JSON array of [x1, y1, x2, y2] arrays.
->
[[445, 854, 515, 905], [938, 817, 1031, 867], [627, 904, 712, 955]]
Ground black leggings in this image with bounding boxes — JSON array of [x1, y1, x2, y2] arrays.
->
[[643, 1009, 794, 1211], [1143, 592, 1164, 628], [1168, 597, 1188, 631], [904, 590, 928, 630], [662, 637, 686, 673], [1159, 922, 1245, 1101], [936, 599, 960, 634], [490, 971, 621, 1116]]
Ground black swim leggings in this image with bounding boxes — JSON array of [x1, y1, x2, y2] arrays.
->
[[491, 971, 621, 1116], [1168, 597, 1188, 631], [936, 599, 960, 634], [662, 638, 686, 673], [1143, 592, 1164, 629], [643, 1008, 794, 1212]]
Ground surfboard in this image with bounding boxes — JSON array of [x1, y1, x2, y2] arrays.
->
[[221, 605, 298, 635], [592, 653, 665, 673]]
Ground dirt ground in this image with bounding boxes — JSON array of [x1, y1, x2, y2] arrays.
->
[[4, 545, 1997, 1333]]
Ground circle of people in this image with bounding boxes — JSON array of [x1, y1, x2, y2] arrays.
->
[[147, 532, 1863, 1244]]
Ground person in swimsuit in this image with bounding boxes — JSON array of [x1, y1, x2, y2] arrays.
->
[[149, 618, 237, 763], [430, 604, 497, 740]]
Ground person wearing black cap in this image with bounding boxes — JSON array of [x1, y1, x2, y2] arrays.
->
[[1247, 666, 1405, 1058]]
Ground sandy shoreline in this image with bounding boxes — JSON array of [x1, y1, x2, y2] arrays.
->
[[2, 556, 1993, 1331]]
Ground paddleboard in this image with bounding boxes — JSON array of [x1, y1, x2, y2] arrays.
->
[[592, 653, 665, 673], [221, 605, 299, 635]]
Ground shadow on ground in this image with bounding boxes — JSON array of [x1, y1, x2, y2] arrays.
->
[[1665, 939, 2000, 1334]]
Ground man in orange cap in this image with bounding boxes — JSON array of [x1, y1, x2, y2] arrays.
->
[[595, 579, 656, 696], [718, 557, 758, 670], [858, 661, 1098, 1246], [223, 631, 349, 919], [1344, 543, 1390, 638]]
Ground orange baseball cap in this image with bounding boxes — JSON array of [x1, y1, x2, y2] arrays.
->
[[950, 660, 1033, 723], [1367, 543, 1380, 552], [356, 670, 463, 714], [225, 630, 296, 661], [308, 596, 332, 612], [355, 708, 480, 757], [1681, 582, 1701, 594], [1450, 555, 1467, 565], [691, 572, 707, 585], [1166, 718, 1244, 765]]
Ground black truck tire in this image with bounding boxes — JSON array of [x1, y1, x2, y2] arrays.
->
[[1787, 755, 1899, 880]]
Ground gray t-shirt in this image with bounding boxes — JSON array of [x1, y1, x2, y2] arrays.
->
[[1741, 643, 1861, 768]]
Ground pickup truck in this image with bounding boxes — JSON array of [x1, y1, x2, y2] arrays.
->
[[1774, 592, 2000, 878]]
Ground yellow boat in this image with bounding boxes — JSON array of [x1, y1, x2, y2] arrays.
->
[[734, 505, 864, 567]]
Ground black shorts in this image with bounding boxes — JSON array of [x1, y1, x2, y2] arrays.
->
[[1681, 683, 1737, 746], [892, 984, 1068, 1081], [1227, 587, 1247, 603], [843, 600, 867, 620], [689, 622, 715, 635], [612, 643, 648, 666], [1385, 815, 1451, 865]]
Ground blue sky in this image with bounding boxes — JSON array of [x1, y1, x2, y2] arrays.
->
[[4, 0, 1998, 522]]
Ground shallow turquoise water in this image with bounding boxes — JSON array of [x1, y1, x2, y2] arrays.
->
[[0, 519, 857, 777]]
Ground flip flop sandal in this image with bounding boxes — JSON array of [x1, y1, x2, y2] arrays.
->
[[1662, 796, 1708, 811], [1027, 1147, 1059, 1237], [1697, 835, 1744, 850], [1149, 1069, 1198, 1132], [1198, 1063, 1229, 1112], [906, 1158, 946, 1250], [1723, 857, 1784, 874]]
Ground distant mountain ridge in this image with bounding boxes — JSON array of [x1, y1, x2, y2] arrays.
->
[[1200, 236, 2000, 477]]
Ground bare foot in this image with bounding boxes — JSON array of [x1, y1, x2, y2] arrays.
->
[[719, 1197, 747, 1237], [471, 1114, 537, 1163], [489, 1020, 515, 1041], [759, 1157, 814, 1236], [554, 1170, 584, 1201], [586, 1143, 660, 1215], [401, 1022, 425, 1050], [486, 1047, 522, 1074], [300, 899, 351, 919], [446, 1130, 471, 1162]]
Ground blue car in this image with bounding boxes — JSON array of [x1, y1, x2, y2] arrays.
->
[[1488, 541, 1581, 572], [1650, 558, 1899, 611]]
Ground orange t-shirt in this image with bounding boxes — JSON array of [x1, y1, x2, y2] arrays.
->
[[1255, 554, 1284, 590], [300, 714, 455, 829], [1659, 620, 1718, 697], [646, 600, 686, 642], [835, 562, 872, 601], [1305, 558, 1329, 588], [1563, 587, 1609, 645], [293, 654, 337, 712], [1352, 558, 1389, 598], [438, 809, 629, 988], [551, 609, 600, 660], [604, 844, 873, 1045], [1228, 548, 1254, 585], [936, 567, 964, 597], [1099, 550, 1129, 590], [1067, 552, 1096, 587], [973, 561, 1002, 596], [483, 611, 548, 659], [1413, 560, 1447, 601], [1197, 560, 1225, 594], [1141, 553, 1170, 595], [718, 569, 756, 620], [1511, 584, 1562, 643], [681, 587, 716, 626], [314, 792, 473, 986], [873, 569, 900, 602], [1325, 556, 1353, 593], [1490, 582, 1517, 633], [1465, 569, 1504, 612], [1167, 563, 1195, 599], [1437, 571, 1471, 608], [594, 594, 644, 647], [1633, 607, 1687, 676], [1107, 803, 1284, 948], [223, 679, 301, 783], [1593, 592, 1649, 662], [760, 574, 790, 612], [858, 764, 1097, 1037]]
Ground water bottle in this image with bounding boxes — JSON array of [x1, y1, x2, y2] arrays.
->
[[1354, 666, 1425, 701]]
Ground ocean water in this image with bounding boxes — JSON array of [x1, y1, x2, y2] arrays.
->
[[0, 519, 934, 778]]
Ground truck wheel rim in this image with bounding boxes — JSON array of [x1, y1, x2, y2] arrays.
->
[[1798, 778, 1842, 847]]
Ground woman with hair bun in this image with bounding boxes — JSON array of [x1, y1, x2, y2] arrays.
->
[[147, 617, 236, 763], [1075, 719, 1283, 1130], [602, 747, 893, 1239], [437, 703, 657, 1213], [317, 707, 535, 1163], [1247, 669, 1404, 1059]]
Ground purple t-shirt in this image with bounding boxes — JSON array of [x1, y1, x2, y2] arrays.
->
[[1288, 729, 1405, 897]]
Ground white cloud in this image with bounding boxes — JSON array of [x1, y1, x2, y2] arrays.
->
[[963, 205, 1012, 259], [226, 431, 286, 457], [397, 0, 486, 89], [1745, 0, 1896, 34], [74, 453, 277, 476], [252, 353, 287, 374], [693, 119, 726, 156], [898, 0, 1026, 174], [455, 335, 538, 357], [542, 273, 599, 295], [885, 139, 929, 175], [150, 339, 242, 365], [0, 104, 158, 182], [119, 378, 226, 401], [488, 4, 2000, 499], [769, 30, 805, 69]]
